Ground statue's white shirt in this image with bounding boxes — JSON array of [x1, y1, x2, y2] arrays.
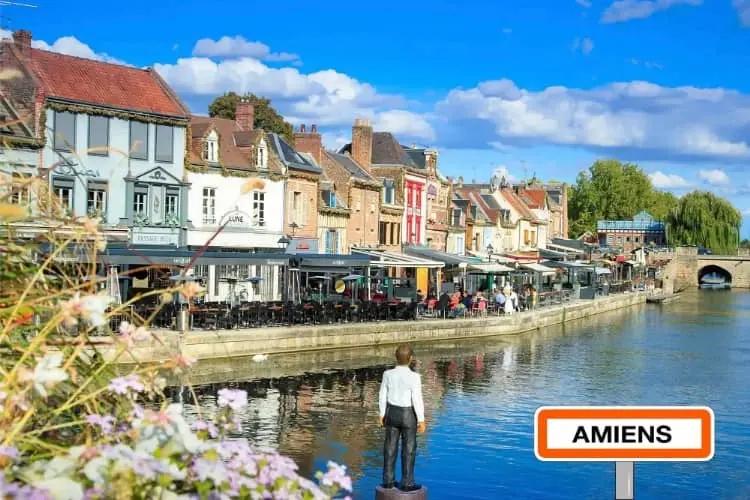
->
[[379, 365, 425, 422]]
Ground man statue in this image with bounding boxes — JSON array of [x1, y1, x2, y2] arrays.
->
[[378, 344, 426, 492]]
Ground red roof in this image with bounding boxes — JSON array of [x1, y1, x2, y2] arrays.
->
[[517, 187, 547, 210], [25, 48, 187, 117]]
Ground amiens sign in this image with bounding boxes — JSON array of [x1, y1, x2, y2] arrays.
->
[[534, 406, 714, 462]]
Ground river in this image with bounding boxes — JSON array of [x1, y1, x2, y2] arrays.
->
[[178, 290, 750, 499]]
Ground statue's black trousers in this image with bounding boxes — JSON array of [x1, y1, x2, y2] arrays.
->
[[383, 404, 418, 488]]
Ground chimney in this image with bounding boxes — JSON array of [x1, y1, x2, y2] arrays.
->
[[12, 30, 32, 56], [235, 97, 254, 131], [351, 118, 372, 172], [293, 123, 323, 165]]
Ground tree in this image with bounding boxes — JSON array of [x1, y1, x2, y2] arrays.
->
[[208, 92, 294, 143], [568, 160, 663, 236], [740, 239, 750, 249], [666, 191, 741, 254]]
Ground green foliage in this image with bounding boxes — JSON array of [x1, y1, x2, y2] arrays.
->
[[568, 160, 673, 236], [665, 191, 741, 254], [208, 92, 294, 143], [741, 239, 750, 249]]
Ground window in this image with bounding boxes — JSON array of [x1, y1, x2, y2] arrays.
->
[[379, 222, 387, 245], [256, 138, 267, 169], [87, 116, 109, 155], [325, 230, 338, 254], [165, 188, 179, 219], [451, 208, 462, 226], [155, 125, 173, 163], [252, 191, 265, 227], [635, 236, 640, 243], [456, 235, 465, 256], [202, 187, 216, 225], [524, 229, 530, 245], [323, 190, 336, 208], [9, 172, 31, 205], [203, 131, 218, 163], [133, 184, 148, 216], [626, 236, 631, 243], [292, 191, 303, 224], [86, 180, 107, 218], [53, 111, 76, 151], [395, 223, 401, 244], [52, 177, 74, 214], [130, 121, 149, 160], [383, 180, 395, 204]]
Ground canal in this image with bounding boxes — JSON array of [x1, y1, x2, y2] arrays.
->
[[178, 291, 750, 499]]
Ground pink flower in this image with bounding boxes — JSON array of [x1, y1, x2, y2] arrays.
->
[[86, 414, 116, 433], [117, 321, 151, 346], [60, 293, 111, 328]]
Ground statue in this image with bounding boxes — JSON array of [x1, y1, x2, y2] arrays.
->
[[377, 344, 427, 498]]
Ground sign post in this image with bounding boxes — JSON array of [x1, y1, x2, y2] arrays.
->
[[535, 406, 714, 499]]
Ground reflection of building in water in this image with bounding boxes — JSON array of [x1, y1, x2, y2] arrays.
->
[[501, 344, 516, 371], [246, 388, 281, 450]]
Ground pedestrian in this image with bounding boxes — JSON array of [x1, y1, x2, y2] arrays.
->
[[379, 344, 426, 492], [504, 286, 514, 315]]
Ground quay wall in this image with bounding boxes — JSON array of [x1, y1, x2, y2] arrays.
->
[[106, 292, 647, 364]]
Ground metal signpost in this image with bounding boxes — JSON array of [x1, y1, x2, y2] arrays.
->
[[534, 406, 714, 499]]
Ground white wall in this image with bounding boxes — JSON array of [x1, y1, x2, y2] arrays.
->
[[186, 170, 285, 249]]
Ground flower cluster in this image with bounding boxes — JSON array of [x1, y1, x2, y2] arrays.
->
[[0, 382, 352, 500]]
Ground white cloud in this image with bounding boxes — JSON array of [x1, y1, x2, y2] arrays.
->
[[577, 0, 593, 7], [698, 168, 730, 186], [192, 35, 300, 64], [742, 208, 750, 216], [601, 0, 702, 24], [572, 37, 595, 55], [734, 0, 750, 26], [0, 29, 124, 64], [374, 110, 435, 141], [649, 171, 691, 189], [434, 79, 750, 161], [629, 58, 664, 69]]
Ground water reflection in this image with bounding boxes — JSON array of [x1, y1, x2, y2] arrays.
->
[[175, 292, 750, 499]]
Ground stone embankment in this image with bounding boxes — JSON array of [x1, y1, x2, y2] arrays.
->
[[104, 292, 647, 365]]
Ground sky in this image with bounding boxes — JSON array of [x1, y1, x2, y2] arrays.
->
[[2, 0, 749, 236]]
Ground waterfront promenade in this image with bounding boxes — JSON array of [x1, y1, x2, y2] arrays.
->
[[107, 292, 646, 364]]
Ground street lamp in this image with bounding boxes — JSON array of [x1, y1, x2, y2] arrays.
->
[[277, 235, 291, 250], [289, 222, 299, 237], [486, 243, 494, 262], [277, 235, 291, 304]]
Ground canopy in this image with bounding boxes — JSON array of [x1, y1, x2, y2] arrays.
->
[[100, 247, 290, 267], [468, 263, 514, 273], [404, 246, 474, 267], [521, 263, 557, 275], [351, 248, 444, 269]]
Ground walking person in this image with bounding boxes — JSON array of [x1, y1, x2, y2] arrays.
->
[[504, 286, 514, 315], [379, 344, 427, 492]]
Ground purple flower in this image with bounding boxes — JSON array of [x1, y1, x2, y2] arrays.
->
[[192, 420, 219, 439], [108, 374, 144, 395], [217, 389, 247, 411], [319, 461, 353, 492], [86, 414, 116, 433], [0, 445, 19, 460]]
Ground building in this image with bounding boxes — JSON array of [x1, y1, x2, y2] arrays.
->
[[1, 30, 190, 247], [514, 184, 550, 250], [446, 199, 467, 255], [269, 130, 322, 253], [403, 146, 451, 251], [185, 101, 287, 302], [544, 183, 569, 240], [597, 211, 666, 253], [293, 124, 381, 252], [342, 119, 429, 248]]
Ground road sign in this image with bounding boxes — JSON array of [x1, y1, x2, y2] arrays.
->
[[535, 406, 714, 462]]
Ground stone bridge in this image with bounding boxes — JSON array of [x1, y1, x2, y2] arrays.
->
[[663, 254, 750, 291]]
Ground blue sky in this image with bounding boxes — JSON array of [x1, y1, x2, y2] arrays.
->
[[3, 0, 750, 236]]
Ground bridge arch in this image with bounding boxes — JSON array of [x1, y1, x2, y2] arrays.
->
[[697, 264, 732, 286]]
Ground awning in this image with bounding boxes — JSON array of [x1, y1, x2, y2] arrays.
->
[[521, 263, 557, 275], [546, 242, 586, 256], [352, 248, 444, 269], [297, 253, 372, 269], [466, 250, 516, 264], [404, 246, 474, 267], [99, 247, 290, 267], [468, 263, 514, 273]]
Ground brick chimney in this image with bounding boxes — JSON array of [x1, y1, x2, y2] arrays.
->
[[12, 30, 32, 57], [351, 118, 372, 172], [293, 124, 323, 165], [235, 97, 254, 131]]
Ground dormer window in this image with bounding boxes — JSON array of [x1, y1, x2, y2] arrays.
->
[[256, 138, 267, 169], [203, 130, 219, 163]]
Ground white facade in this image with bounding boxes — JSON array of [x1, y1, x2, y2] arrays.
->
[[186, 170, 286, 302], [42, 108, 188, 245]]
